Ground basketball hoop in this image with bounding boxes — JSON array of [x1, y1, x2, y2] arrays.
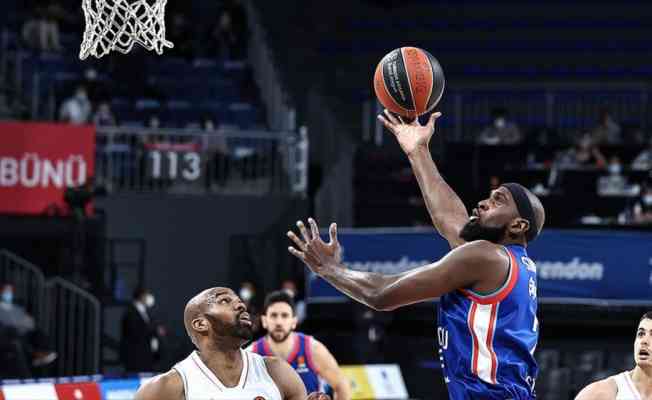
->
[[79, 0, 174, 60]]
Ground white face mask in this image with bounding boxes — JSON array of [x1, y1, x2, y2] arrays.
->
[[144, 294, 155, 308], [643, 195, 652, 205], [494, 118, 506, 129], [239, 288, 253, 302], [608, 164, 622, 175]]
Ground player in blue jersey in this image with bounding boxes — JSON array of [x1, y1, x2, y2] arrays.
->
[[286, 111, 545, 400], [248, 290, 351, 400]]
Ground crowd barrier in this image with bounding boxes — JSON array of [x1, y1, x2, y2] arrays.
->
[[0, 364, 408, 400]]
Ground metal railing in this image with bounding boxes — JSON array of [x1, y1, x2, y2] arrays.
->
[[95, 126, 308, 196], [0, 250, 47, 329], [46, 277, 101, 376], [363, 82, 652, 144]]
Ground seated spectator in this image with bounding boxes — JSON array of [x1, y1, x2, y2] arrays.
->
[[59, 85, 92, 125], [211, 11, 239, 60], [597, 156, 628, 196], [0, 283, 57, 370], [477, 107, 522, 145], [631, 137, 652, 171], [93, 102, 117, 126], [631, 184, 652, 225], [558, 134, 607, 169], [21, 6, 62, 52], [591, 108, 622, 145]]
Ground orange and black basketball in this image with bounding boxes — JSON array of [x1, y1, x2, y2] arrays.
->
[[373, 47, 445, 118]]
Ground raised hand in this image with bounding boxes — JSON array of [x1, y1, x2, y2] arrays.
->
[[377, 109, 442, 156], [287, 218, 342, 276]]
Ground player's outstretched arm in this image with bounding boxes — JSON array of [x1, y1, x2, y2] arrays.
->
[[134, 370, 184, 400], [264, 357, 330, 400], [288, 219, 506, 311], [311, 339, 351, 400], [574, 378, 617, 400], [378, 110, 469, 249]]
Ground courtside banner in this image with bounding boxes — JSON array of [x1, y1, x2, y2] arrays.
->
[[307, 228, 652, 306], [0, 122, 95, 214]]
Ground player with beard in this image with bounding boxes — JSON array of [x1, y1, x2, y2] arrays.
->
[[248, 291, 351, 400], [576, 312, 652, 400], [286, 111, 546, 400], [135, 287, 329, 400]]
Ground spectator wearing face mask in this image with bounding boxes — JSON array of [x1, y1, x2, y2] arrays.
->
[[477, 107, 522, 145], [59, 85, 92, 125], [120, 287, 164, 373], [0, 283, 57, 371], [632, 185, 652, 225], [598, 156, 628, 196], [281, 279, 307, 325]]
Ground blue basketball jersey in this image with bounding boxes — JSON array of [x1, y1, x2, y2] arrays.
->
[[251, 332, 321, 393], [437, 244, 539, 399]]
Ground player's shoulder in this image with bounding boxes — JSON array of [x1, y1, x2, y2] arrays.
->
[[454, 240, 509, 263], [135, 370, 184, 400], [575, 376, 618, 400]]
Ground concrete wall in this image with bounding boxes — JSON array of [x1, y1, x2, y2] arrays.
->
[[96, 194, 308, 341]]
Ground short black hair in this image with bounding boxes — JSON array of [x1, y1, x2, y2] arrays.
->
[[263, 290, 295, 315], [640, 312, 652, 323]]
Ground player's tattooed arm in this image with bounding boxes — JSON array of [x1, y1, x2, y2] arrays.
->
[[288, 219, 506, 311], [378, 110, 468, 249], [134, 370, 184, 400]]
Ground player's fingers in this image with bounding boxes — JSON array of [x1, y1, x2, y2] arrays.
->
[[328, 223, 338, 245], [287, 231, 306, 250], [427, 111, 442, 129], [308, 218, 320, 241], [377, 115, 395, 132], [287, 246, 306, 262], [296, 220, 312, 242], [383, 109, 400, 125]]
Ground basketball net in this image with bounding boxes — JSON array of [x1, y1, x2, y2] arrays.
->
[[79, 0, 174, 60]]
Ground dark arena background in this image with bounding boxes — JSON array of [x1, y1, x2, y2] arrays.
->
[[0, 0, 651, 399]]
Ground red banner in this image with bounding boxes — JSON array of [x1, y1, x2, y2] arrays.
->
[[0, 122, 95, 215], [54, 382, 101, 400]]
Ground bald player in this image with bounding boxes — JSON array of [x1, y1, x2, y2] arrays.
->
[[576, 312, 652, 400], [135, 287, 329, 400], [287, 111, 546, 399]]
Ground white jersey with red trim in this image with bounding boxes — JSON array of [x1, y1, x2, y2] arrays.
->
[[437, 244, 539, 399], [173, 349, 283, 400]]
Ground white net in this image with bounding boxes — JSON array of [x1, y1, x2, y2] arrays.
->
[[80, 0, 174, 60]]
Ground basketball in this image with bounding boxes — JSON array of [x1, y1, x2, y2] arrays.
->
[[373, 47, 445, 118]]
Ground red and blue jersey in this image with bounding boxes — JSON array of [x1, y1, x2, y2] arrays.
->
[[251, 332, 321, 393], [437, 244, 539, 399]]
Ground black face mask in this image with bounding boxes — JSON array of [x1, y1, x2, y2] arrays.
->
[[459, 219, 508, 243]]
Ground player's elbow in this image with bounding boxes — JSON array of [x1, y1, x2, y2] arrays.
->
[[368, 291, 398, 311]]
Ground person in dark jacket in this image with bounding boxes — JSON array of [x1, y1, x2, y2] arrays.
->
[[121, 287, 163, 373]]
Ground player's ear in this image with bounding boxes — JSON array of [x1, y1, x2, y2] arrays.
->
[[509, 218, 530, 237], [261, 315, 268, 330], [292, 316, 298, 330], [192, 316, 209, 334]]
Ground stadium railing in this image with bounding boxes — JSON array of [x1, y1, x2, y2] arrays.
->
[[46, 277, 101, 377], [245, 0, 297, 132], [95, 126, 308, 196]]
